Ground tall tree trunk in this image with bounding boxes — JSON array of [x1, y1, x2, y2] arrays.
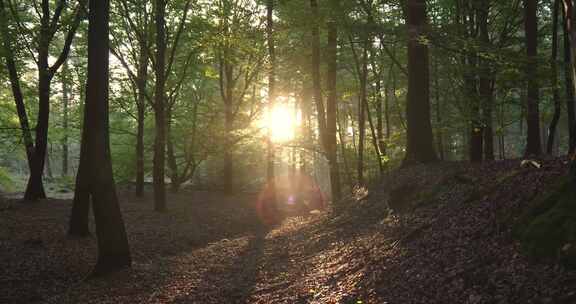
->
[[403, 0, 437, 165], [459, 4, 482, 162], [499, 99, 506, 159], [482, 81, 495, 160], [548, 0, 562, 154], [223, 96, 233, 194], [266, 0, 276, 186], [223, 93, 234, 194], [69, 154, 90, 237], [478, 0, 494, 161], [135, 43, 148, 197], [326, 14, 341, 200], [524, 0, 542, 156], [166, 107, 180, 192], [337, 117, 353, 188], [433, 55, 444, 160], [25, 65, 50, 200], [563, 3, 576, 153], [153, 0, 167, 211], [300, 83, 311, 173], [71, 0, 131, 276], [467, 76, 483, 162], [310, 0, 328, 150], [61, 61, 70, 176], [385, 66, 393, 140], [374, 61, 385, 162], [364, 96, 384, 176], [357, 46, 368, 185]]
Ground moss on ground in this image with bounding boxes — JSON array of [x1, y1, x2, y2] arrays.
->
[[515, 177, 576, 268]]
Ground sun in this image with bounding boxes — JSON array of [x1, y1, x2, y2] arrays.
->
[[264, 103, 297, 143]]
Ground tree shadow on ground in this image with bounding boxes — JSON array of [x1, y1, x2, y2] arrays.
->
[[169, 226, 269, 304], [122, 190, 265, 263]]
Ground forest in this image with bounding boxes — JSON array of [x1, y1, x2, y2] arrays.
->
[[2, 0, 576, 303]]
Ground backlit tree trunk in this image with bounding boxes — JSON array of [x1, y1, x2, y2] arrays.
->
[[403, 0, 437, 165], [357, 46, 368, 185], [136, 43, 148, 197], [478, 0, 494, 161], [563, 1, 576, 153], [548, 0, 562, 155], [0, 0, 35, 170], [326, 12, 341, 200], [153, 0, 167, 210], [266, 0, 276, 186], [61, 61, 70, 176], [70, 0, 131, 275], [524, 0, 542, 156], [24, 0, 83, 200]]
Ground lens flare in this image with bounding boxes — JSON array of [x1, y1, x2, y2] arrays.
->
[[255, 173, 326, 226]]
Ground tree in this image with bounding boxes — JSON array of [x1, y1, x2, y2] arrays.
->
[[547, 0, 561, 155], [60, 61, 70, 176], [153, 0, 167, 211], [0, 0, 35, 171], [349, 35, 369, 185], [310, 0, 341, 199], [110, 0, 153, 198], [478, 0, 494, 161], [325, 0, 341, 199], [215, 0, 265, 194], [403, 0, 437, 165], [563, 0, 576, 153], [266, 0, 276, 186], [8, 0, 84, 200], [524, 0, 541, 156], [69, 0, 131, 276]]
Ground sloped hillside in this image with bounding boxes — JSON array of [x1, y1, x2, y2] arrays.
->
[[2, 159, 576, 304], [240, 158, 576, 303]]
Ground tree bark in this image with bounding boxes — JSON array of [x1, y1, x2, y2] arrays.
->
[[548, 0, 562, 155], [166, 107, 181, 193], [223, 83, 233, 194], [61, 61, 70, 176], [69, 144, 90, 237], [25, 65, 50, 200], [310, 0, 328, 149], [433, 55, 444, 160], [326, 13, 341, 200], [357, 46, 368, 185], [524, 0, 542, 156], [70, 0, 131, 275], [563, 2, 576, 153], [403, 0, 437, 165], [136, 42, 148, 197], [153, 0, 167, 210], [266, 0, 276, 187], [478, 0, 494, 161]]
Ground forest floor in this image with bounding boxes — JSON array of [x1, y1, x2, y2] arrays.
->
[[2, 159, 576, 303]]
